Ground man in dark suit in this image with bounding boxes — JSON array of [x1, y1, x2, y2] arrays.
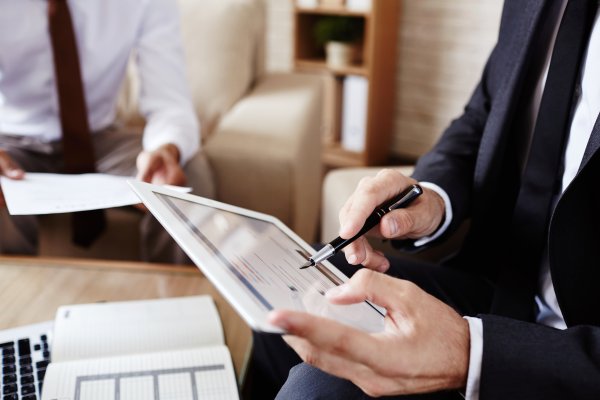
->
[[260, 0, 600, 398]]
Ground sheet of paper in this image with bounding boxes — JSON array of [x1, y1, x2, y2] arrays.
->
[[0, 173, 191, 215], [42, 346, 238, 400], [51, 296, 224, 363]]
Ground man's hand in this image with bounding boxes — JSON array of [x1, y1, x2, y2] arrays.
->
[[268, 269, 469, 397], [136, 144, 186, 186], [0, 149, 25, 207], [339, 169, 446, 272]]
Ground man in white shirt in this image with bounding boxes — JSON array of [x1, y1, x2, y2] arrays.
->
[[255, 0, 600, 399], [0, 0, 213, 262]]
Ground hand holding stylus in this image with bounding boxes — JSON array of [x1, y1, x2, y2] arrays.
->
[[335, 169, 446, 272], [302, 183, 423, 269]]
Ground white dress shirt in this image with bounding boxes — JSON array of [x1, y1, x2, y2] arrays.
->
[[420, 2, 600, 398], [0, 0, 199, 164]]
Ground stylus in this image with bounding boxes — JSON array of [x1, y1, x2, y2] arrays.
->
[[301, 184, 423, 269]]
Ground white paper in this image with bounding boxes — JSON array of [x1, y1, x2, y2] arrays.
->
[[341, 75, 369, 152], [51, 296, 224, 363], [42, 346, 238, 400], [0, 173, 191, 215]]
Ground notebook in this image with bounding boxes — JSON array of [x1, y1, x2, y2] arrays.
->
[[39, 296, 238, 400], [0, 321, 53, 399]]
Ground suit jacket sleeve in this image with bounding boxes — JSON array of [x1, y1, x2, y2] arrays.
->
[[392, 46, 497, 254], [480, 315, 600, 399], [409, 67, 492, 237]]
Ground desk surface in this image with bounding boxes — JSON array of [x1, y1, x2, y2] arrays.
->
[[0, 256, 252, 383]]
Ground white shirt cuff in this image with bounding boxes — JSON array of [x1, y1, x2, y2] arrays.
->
[[413, 182, 453, 247], [464, 316, 483, 400]]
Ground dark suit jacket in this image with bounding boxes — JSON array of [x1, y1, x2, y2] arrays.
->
[[410, 1, 600, 398]]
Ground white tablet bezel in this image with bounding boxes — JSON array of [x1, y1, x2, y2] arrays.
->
[[129, 180, 383, 333]]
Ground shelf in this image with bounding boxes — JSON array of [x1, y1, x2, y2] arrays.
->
[[295, 59, 368, 76], [294, 0, 400, 170], [295, 5, 370, 17], [322, 143, 365, 167]]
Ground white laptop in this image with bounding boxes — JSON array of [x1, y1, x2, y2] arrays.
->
[[128, 181, 385, 334]]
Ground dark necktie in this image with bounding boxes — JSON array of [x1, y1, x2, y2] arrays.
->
[[492, 0, 597, 320], [48, 0, 106, 247]]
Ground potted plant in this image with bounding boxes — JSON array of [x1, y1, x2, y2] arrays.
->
[[314, 16, 364, 69]]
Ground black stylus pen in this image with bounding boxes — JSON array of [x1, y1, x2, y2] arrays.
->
[[301, 183, 423, 269]]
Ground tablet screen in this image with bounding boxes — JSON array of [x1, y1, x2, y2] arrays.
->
[[156, 193, 384, 333]]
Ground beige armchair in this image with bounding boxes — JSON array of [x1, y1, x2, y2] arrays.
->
[[39, 0, 323, 260]]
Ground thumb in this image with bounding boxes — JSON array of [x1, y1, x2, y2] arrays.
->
[[379, 209, 415, 238]]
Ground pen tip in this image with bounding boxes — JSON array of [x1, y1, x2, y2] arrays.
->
[[300, 260, 313, 269]]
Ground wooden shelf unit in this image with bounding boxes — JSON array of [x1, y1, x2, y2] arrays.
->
[[293, 0, 399, 168]]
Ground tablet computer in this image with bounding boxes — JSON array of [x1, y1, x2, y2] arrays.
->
[[129, 181, 385, 334]]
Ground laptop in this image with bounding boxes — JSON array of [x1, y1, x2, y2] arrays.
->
[[1, 321, 53, 400]]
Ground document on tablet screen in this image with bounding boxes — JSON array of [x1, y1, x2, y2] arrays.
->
[[155, 193, 385, 333]]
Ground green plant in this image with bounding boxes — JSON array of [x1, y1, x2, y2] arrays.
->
[[313, 16, 364, 46]]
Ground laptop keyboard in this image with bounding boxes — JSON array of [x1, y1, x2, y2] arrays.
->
[[0, 322, 52, 400]]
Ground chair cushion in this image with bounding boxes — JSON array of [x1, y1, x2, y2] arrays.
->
[[177, 0, 262, 137]]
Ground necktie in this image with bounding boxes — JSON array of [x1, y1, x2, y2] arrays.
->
[[492, 0, 597, 320], [48, 0, 106, 247]]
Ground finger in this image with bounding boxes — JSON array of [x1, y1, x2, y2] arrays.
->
[[340, 170, 412, 238], [133, 202, 148, 213], [338, 195, 354, 232], [326, 269, 413, 311], [269, 310, 378, 367], [135, 152, 150, 181], [342, 236, 368, 265], [341, 198, 386, 239], [0, 151, 25, 179], [164, 161, 187, 186], [360, 240, 390, 272], [379, 209, 415, 239], [136, 152, 163, 183], [338, 176, 383, 238], [342, 236, 389, 271]]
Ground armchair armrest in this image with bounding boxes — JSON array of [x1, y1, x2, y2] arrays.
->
[[205, 72, 323, 242]]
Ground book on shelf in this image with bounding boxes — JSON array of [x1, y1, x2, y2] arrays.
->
[[41, 296, 239, 400], [319, 0, 345, 7], [296, 0, 318, 8], [346, 0, 371, 11], [341, 75, 369, 152], [322, 75, 341, 145]]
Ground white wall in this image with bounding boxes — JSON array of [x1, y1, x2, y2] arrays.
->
[[264, 0, 503, 160]]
